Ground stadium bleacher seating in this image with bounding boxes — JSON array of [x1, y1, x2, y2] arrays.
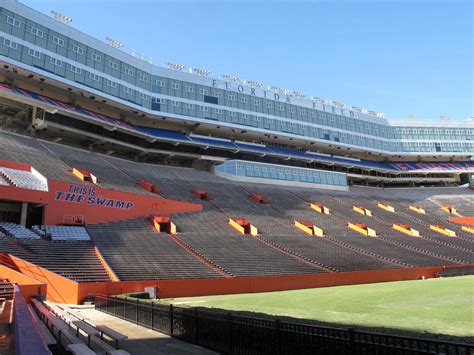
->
[[87, 218, 223, 280], [0, 223, 110, 282], [16, 238, 111, 282], [34, 226, 91, 241], [0, 131, 77, 182], [0, 223, 41, 239], [0, 167, 47, 191], [0, 132, 472, 283]]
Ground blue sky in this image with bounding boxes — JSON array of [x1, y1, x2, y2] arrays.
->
[[24, 0, 473, 120]]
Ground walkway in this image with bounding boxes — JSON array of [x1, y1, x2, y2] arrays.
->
[[63, 305, 218, 355]]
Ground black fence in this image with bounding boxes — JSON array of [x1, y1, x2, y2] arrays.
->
[[438, 266, 474, 278], [95, 294, 474, 355]]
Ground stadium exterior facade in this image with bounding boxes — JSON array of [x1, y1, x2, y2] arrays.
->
[[0, 0, 472, 188]]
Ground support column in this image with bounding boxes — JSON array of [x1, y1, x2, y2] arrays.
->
[[20, 202, 27, 227]]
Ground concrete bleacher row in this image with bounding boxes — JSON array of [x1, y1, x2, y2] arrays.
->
[[0, 131, 77, 182], [16, 239, 111, 282], [86, 218, 222, 281], [87, 180, 472, 281], [0, 224, 110, 282]]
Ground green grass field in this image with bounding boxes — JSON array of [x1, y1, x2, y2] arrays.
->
[[162, 276, 474, 337]]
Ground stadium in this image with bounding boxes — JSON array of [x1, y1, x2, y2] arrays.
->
[[0, 0, 472, 353]]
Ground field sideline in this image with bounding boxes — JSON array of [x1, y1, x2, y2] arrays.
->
[[161, 276, 474, 337]]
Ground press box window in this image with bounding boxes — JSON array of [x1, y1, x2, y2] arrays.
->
[[108, 61, 119, 70], [104, 79, 117, 88], [28, 48, 41, 58], [7, 17, 20, 28], [72, 45, 84, 55], [3, 38, 17, 49], [89, 73, 100, 81], [91, 53, 101, 62], [53, 36, 65, 47], [70, 65, 82, 74], [138, 74, 149, 83], [204, 95, 218, 104], [31, 27, 44, 37], [50, 57, 62, 67]]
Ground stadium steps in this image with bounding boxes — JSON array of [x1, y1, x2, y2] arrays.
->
[[384, 202, 474, 249], [285, 201, 409, 269], [87, 219, 222, 280], [376, 236, 468, 265], [288, 191, 457, 267], [323, 236, 411, 268], [250, 234, 334, 272], [337, 195, 472, 264], [167, 233, 233, 278]]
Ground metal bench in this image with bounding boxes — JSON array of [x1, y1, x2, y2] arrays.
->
[[27, 305, 57, 346], [67, 343, 96, 355], [96, 325, 128, 349]]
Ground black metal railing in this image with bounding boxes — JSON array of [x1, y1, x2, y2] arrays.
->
[[95, 294, 474, 355]]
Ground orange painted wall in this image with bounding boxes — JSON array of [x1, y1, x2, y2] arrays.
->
[[76, 264, 469, 303], [44, 180, 202, 225], [0, 157, 202, 225], [0, 264, 46, 303], [3, 250, 470, 304], [0, 185, 48, 204], [0, 159, 31, 171], [449, 217, 474, 226], [5, 254, 79, 304]]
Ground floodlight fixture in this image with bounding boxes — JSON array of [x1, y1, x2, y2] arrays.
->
[[367, 110, 378, 116], [245, 80, 263, 89], [165, 62, 185, 71], [351, 106, 363, 113], [332, 100, 344, 108], [193, 68, 211, 76], [51, 10, 71, 24], [292, 91, 307, 98], [106, 37, 123, 49], [269, 86, 287, 94], [312, 96, 326, 103], [222, 74, 239, 82]]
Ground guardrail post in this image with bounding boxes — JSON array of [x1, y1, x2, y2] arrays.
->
[[194, 307, 199, 344], [151, 301, 154, 330], [136, 299, 139, 325], [276, 319, 282, 355], [170, 304, 174, 335], [227, 312, 232, 354], [348, 328, 356, 354]]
